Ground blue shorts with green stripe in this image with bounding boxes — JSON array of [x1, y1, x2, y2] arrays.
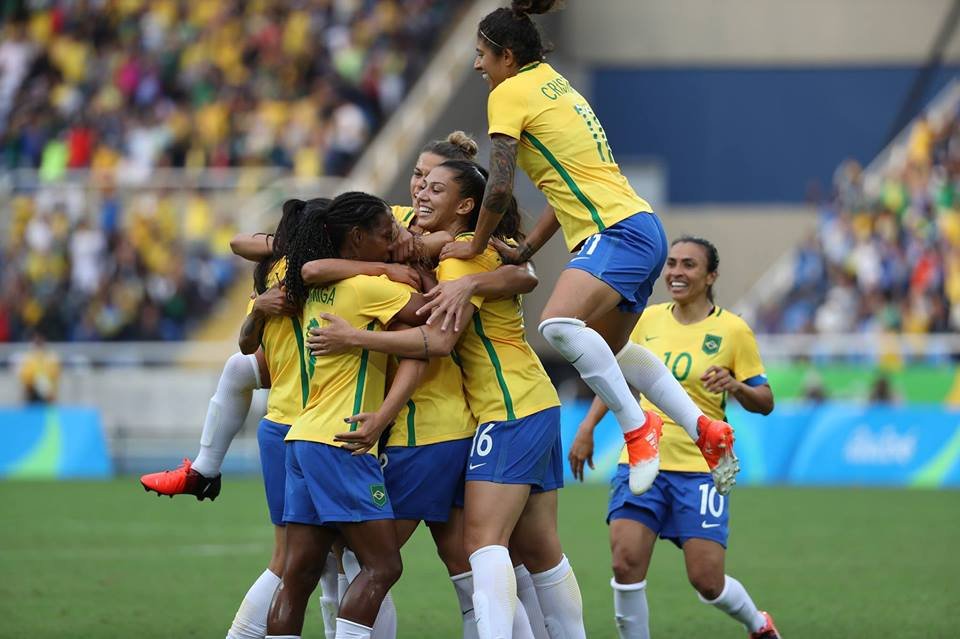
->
[[566, 212, 668, 314], [465, 406, 563, 492], [282, 440, 393, 527], [381, 437, 471, 522]]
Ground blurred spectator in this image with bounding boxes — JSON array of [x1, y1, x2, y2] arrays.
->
[[868, 374, 901, 404], [17, 333, 60, 404], [762, 106, 960, 337], [0, 0, 465, 177]]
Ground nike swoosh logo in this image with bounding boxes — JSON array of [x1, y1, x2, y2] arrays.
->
[[701, 522, 721, 529], [469, 463, 486, 470], [645, 336, 658, 342]]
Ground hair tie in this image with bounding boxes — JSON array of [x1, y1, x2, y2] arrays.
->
[[479, 28, 504, 49]]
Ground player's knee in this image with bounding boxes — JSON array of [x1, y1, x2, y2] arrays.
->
[[365, 553, 403, 589], [537, 317, 586, 361], [688, 569, 724, 601], [610, 547, 646, 584]]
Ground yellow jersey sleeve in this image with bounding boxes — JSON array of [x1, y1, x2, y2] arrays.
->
[[286, 275, 414, 451], [731, 322, 767, 384], [488, 78, 529, 140]]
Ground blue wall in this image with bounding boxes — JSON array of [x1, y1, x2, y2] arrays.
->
[[591, 66, 960, 203]]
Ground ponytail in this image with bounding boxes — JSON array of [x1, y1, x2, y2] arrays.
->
[[254, 198, 308, 294], [478, 1, 560, 65]]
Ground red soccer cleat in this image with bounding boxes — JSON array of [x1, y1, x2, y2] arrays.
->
[[140, 458, 221, 501], [749, 611, 781, 639], [625, 411, 663, 494], [696, 415, 740, 495]]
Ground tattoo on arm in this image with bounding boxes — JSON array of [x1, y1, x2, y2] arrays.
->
[[483, 135, 518, 215], [418, 326, 429, 359], [239, 312, 266, 350]]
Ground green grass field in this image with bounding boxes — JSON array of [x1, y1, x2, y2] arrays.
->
[[2, 479, 958, 638]]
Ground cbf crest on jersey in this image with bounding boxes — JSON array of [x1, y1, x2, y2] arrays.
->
[[702, 334, 722, 355]]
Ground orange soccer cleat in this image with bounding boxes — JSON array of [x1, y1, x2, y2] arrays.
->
[[140, 458, 221, 501], [696, 415, 740, 495], [625, 411, 663, 494], [749, 611, 781, 639]]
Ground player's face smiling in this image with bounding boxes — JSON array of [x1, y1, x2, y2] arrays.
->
[[474, 39, 514, 90], [410, 152, 444, 206], [664, 242, 716, 304], [416, 166, 471, 235]]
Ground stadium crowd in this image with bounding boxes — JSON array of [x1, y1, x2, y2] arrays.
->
[[0, 0, 465, 176], [757, 108, 960, 336], [0, 0, 465, 343]]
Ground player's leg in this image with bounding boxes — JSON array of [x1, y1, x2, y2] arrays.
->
[[606, 462, 671, 639], [266, 523, 336, 637], [338, 520, 403, 634], [140, 350, 268, 499], [318, 551, 341, 639], [228, 417, 289, 638], [463, 480, 530, 639], [510, 490, 585, 639], [341, 546, 398, 639], [429, 511, 480, 639], [511, 560, 549, 639]]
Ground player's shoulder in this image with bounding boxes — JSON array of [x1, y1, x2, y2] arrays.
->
[[712, 307, 755, 336], [391, 204, 416, 228]]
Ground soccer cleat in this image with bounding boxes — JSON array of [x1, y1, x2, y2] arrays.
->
[[696, 415, 740, 496], [139, 458, 221, 501], [625, 411, 663, 494], [749, 611, 781, 638]]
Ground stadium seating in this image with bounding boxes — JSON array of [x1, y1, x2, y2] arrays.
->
[[758, 107, 960, 337]]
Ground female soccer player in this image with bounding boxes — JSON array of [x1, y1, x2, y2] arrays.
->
[[568, 237, 781, 639], [435, 0, 737, 496], [308, 161, 586, 639], [266, 192, 429, 639]]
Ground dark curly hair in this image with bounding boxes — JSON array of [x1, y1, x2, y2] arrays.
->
[[438, 160, 524, 242], [478, 1, 561, 66], [253, 198, 329, 294]]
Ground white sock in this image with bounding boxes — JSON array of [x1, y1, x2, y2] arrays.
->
[[469, 545, 517, 639], [335, 618, 372, 639], [512, 596, 535, 639], [226, 569, 281, 639], [530, 555, 586, 639], [539, 319, 647, 434], [699, 575, 766, 633], [193, 352, 262, 477], [611, 579, 650, 639], [514, 565, 549, 639], [320, 553, 340, 639], [341, 549, 397, 639], [451, 572, 480, 639], [616, 342, 703, 440]]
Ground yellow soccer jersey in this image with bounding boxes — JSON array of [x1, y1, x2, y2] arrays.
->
[[386, 353, 477, 447], [286, 275, 413, 451], [617, 304, 768, 472], [438, 234, 560, 424], [257, 259, 307, 425], [391, 204, 417, 229], [487, 62, 653, 252]]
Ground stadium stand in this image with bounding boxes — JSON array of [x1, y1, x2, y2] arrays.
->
[[756, 102, 960, 337], [0, 0, 466, 343]]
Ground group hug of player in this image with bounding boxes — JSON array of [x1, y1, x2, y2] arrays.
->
[[140, 3, 782, 638]]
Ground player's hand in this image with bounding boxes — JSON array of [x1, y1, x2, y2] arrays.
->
[[417, 278, 477, 331], [701, 366, 740, 394], [307, 313, 358, 356], [382, 263, 422, 290], [491, 237, 526, 265], [253, 285, 296, 317], [390, 224, 416, 263], [567, 426, 596, 482], [439, 239, 479, 261], [334, 412, 391, 455]]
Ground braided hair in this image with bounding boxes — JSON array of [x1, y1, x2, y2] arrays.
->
[[284, 192, 391, 309], [253, 198, 326, 294], [478, 1, 560, 66], [438, 160, 524, 242]]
